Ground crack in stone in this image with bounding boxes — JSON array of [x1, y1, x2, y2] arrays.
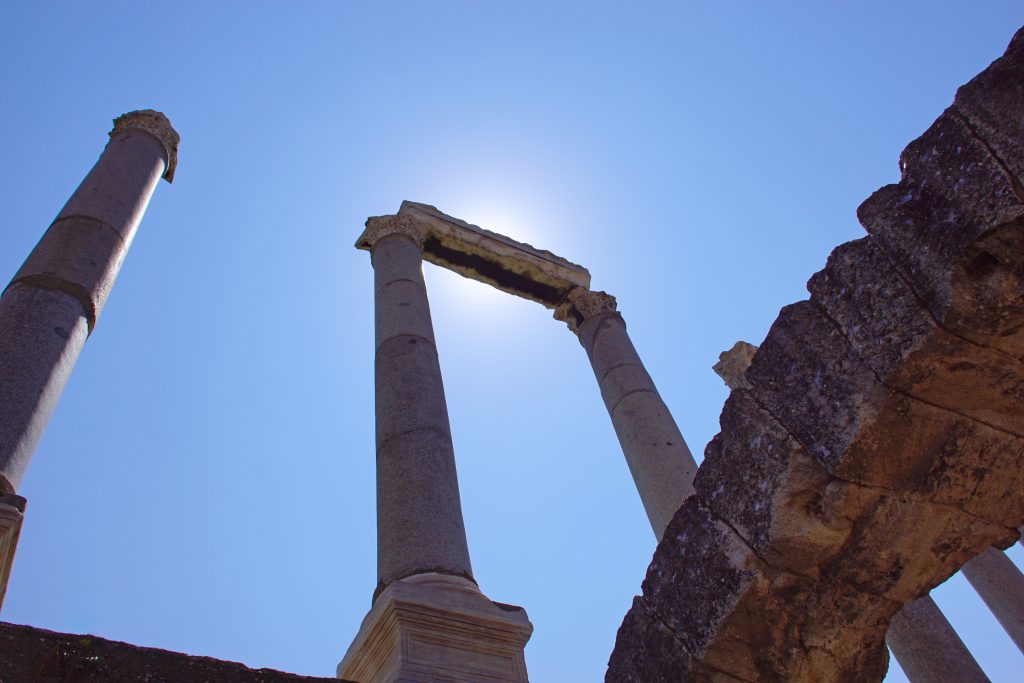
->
[[607, 388, 658, 419], [49, 213, 127, 247], [951, 104, 1024, 204], [374, 332, 435, 355]]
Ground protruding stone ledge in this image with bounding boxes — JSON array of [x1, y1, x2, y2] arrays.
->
[[392, 201, 591, 308]]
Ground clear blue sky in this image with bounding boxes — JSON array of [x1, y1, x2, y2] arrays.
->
[[2, 3, 1023, 681]]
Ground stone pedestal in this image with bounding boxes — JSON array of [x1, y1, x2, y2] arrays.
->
[[0, 492, 26, 610], [337, 574, 532, 683]]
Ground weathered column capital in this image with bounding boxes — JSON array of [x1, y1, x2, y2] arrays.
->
[[110, 110, 179, 183], [713, 341, 759, 390], [356, 214, 427, 251], [554, 287, 618, 333]]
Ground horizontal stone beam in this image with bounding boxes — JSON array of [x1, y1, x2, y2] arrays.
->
[[372, 201, 591, 308]]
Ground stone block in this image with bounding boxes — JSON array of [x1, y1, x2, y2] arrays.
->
[[953, 27, 1024, 188], [338, 573, 532, 683], [857, 110, 1024, 357], [392, 201, 590, 308], [809, 237, 1024, 434]]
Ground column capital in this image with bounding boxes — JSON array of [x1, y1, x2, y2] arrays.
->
[[356, 214, 427, 251], [554, 287, 618, 333], [110, 110, 179, 183], [712, 341, 759, 390]]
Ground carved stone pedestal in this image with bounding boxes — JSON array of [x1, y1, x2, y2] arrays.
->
[[337, 573, 532, 683], [0, 491, 26, 610]]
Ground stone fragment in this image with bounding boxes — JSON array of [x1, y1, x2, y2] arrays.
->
[[712, 341, 758, 390], [392, 201, 591, 307]]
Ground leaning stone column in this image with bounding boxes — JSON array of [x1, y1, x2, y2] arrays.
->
[[887, 595, 989, 683], [555, 287, 696, 538], [962, 547, 1024, 654], [0, 110, 177, 611], [339, 215, 531, 683]]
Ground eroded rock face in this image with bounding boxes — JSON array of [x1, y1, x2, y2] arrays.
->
[[607, 26, 1024, 683]]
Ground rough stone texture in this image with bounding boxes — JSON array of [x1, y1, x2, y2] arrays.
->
[[0, 621, 344, 683], [712, 341, 758, 390], [392, 201, 590, 308], [607, 27, 1024, 683], [111, 109, 179, 182]]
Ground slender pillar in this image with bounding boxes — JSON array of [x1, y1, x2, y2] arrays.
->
[[962, 547, 1024, 653], [555, 287, 695, 538], [0, 110, 177, 611], [340, 214, 531, 683], [361, 215, 473, 595], [887, 595, 989, 682]]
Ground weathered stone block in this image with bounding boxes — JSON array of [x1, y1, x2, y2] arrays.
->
[[857, 109, 1024, 357], [953, 27, 1024, 189], [809, 237, 1024, 434]]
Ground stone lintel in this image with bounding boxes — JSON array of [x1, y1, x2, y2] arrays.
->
[[385, 201, 591, 308], [0, 492, 26, 611], [338, 573, 532, 683]]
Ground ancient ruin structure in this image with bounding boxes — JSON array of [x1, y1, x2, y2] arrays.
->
[[2, 25, 1024, 683]]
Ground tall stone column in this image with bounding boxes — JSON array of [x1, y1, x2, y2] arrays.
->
[[363, 215, 473, 593], [962, 547, 1024, 654], [555, 287, 695, 538], [339, 215, 531, 683], [0, 110, 177, 610]]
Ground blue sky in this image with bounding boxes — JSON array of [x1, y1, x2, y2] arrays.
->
[[2, 3, 1023, 681]]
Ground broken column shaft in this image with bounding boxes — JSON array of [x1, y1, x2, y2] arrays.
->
[[556, 288, 695, 538], [0, 110, 177, 610], [363, 215, 474, 594]]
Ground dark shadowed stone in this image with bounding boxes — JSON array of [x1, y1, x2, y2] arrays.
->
[[808, 237, 1024, 435], [953, 27, 1024, 190], [696, 390, 854, 574], [857, 110, 1024, 358], [0, 622, 347, 683], [605, 597, 694, 683]]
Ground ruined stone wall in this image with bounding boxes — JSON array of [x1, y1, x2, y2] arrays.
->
[[0, 621, 348, 683], [607, 26, 1024, 683]]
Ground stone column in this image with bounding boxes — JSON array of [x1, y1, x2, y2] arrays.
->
[[555, 287, 696, 538], [962, 547, 1024, 654], [361, 215, 473, 594], [340, 215, 531, 683], [886, 595, 989, 683], [0, 110, 177, 611]]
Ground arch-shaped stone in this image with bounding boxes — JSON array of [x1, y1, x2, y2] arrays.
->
[[608, 26, 1024, 682]]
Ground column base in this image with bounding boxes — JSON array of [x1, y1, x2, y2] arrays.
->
[[0, 491, 26, 611], [337, 573, 532, 683]]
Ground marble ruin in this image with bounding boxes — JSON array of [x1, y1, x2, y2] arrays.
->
[[2, 25, 1024, 683]]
